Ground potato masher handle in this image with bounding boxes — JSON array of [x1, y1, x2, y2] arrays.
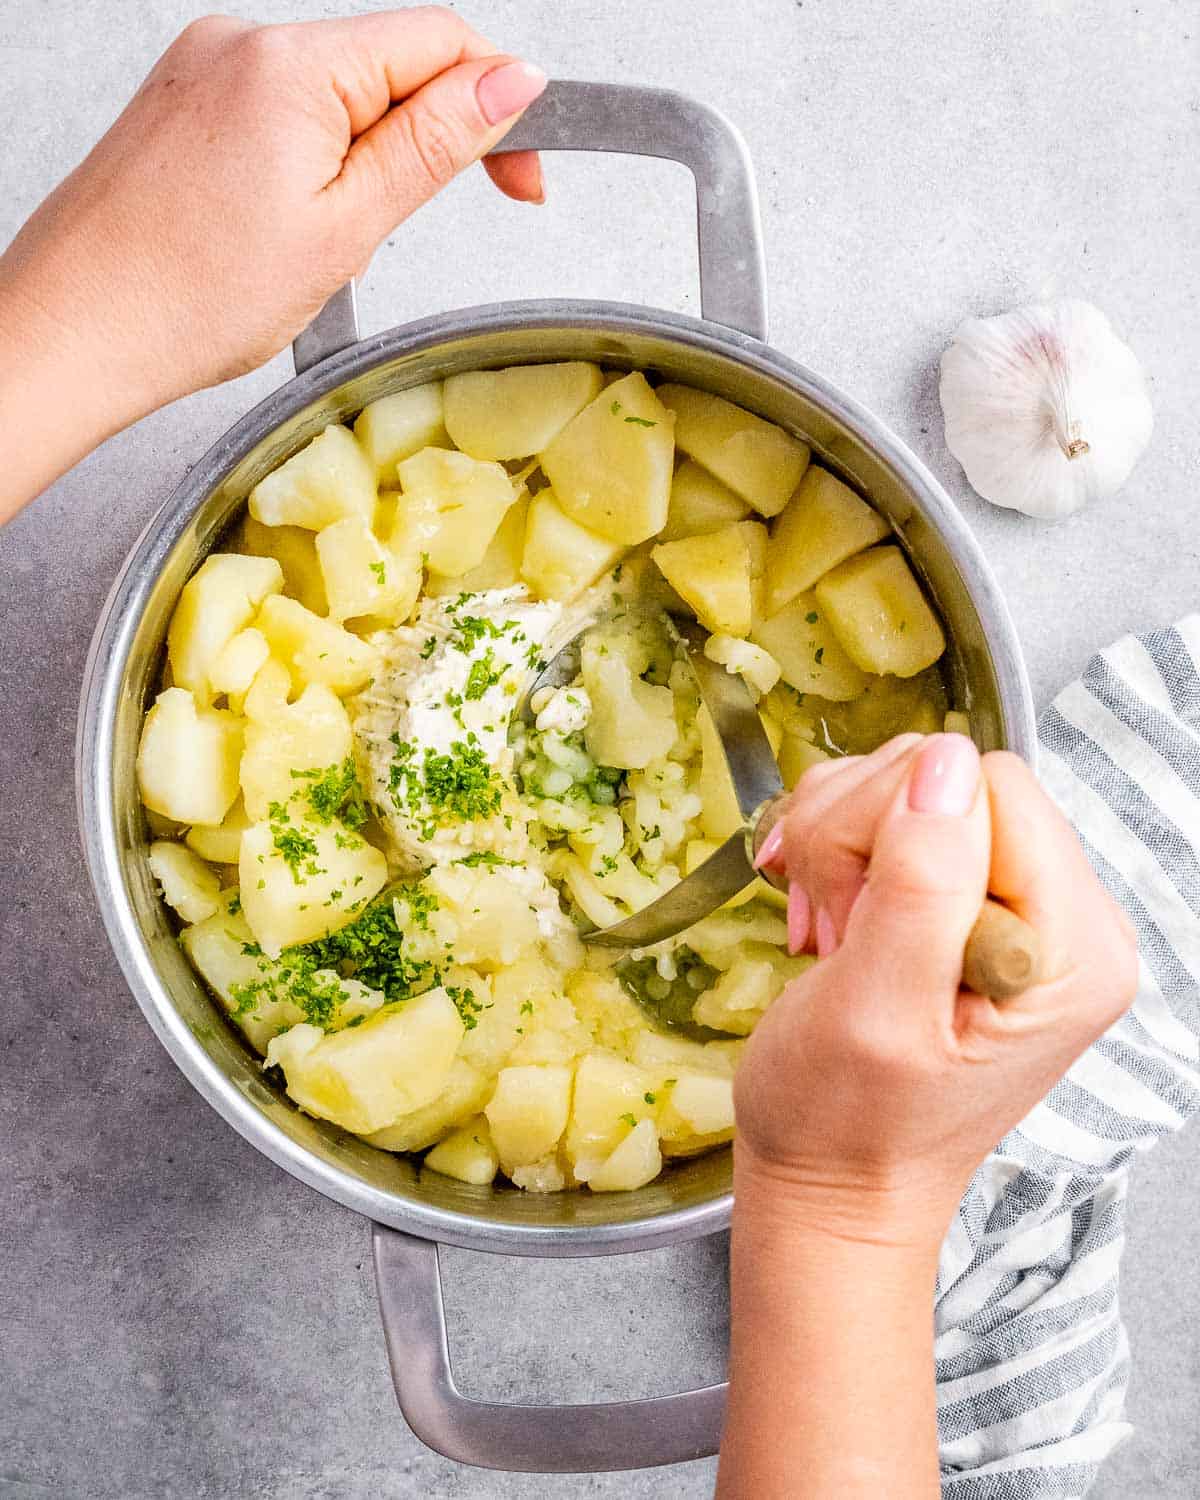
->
[[372, 1224, 726, 1472], [752, 798, 1045, 1002], [292, 79, 768, 373]]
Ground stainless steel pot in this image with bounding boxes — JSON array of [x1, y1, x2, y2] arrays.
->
[[77, 81, 1035, 1474]]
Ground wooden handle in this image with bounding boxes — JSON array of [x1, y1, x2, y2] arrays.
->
[[963, 900, 1043, 1000]]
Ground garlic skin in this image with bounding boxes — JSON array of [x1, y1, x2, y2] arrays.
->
[[939, 299, 1153, 520]]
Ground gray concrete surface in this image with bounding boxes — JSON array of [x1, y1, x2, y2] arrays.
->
[[1, 0, 1197, 1495]]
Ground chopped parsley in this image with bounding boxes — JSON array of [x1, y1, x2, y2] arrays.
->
[[610, 399, 622, 415], [805, 611, 819, 624], [446, 984, 490, 1031], [389, 733, 503, 836], [268, 803, 321, 885], [463, 646, 506, 701], [623, 415, 657, 427], [619, 1112, 638, 1128], [229, 895, 439, 1029], [454, 851, 518, 869], [369, 560, 387, 586], [814, 647, 825, 665], [295, 757, 369, 830], [420, 636, 438, 659], [643, 1092, 657, 1105]]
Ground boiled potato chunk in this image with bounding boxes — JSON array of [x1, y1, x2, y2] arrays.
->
[[236, 514, 328, 615], [659, 459, 751, 540], [565, 1051, 658, 1172], [695, 706, 742, 842], [424, 864, 540, 970], [186, 794, 252, 865], [691, 951, 785, 1035], [540, 372, 674, 544], [444, 361, 603, 460], [484, 1064, 573, 1174], [566, 971, 651, 1059], [657, 384, 810, 517], [249, 423, 377, 531], [265, 987, 465, 1135], [631, 1029, 736, 1080], [520, 490, 625, 602], [353, 383, 447, 479], [208, 627, 270, 700], [239, 818, 387, 957], [424, 1115, 500, 1185], [364, 1059, 492, 1152], [652, 523, 753, 637], [167, 553, 283, 701], [314, 515, 420, 625], [147, 840, 222, 924], [137, 687, 243, 826], [763, 466, 890, 615], [581, 637, 677, 770], [779, 732, 830, 789], [426, 495, 527, 597], [662, 1072, 735, 1137], [239, 682, 353, 820], [256, 594, 380, 696], [180, 896, 306, 1053], [750, 593, 869, 701], [587, 1118, 662, 1192], [814, 546, 945, 677], [395, 447, 517, 577], [703, 634, 781, 698]]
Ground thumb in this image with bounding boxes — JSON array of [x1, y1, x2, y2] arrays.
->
[[842, 734, 991, 998], [332, 55, 547, 241]]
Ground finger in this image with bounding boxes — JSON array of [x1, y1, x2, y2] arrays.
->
[[483, 148, 545, 203], [779, 735, 926, 941], [764, 735, 921, 875], [304, 8, 492, 136], [841, 735, 991, 1005], [330, 55, 547, 241], [977, 751, 1139, 1031]]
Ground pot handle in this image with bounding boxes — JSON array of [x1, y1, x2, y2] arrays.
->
[[372, 1223, 728, 1473], [292, 79, 767, 374]]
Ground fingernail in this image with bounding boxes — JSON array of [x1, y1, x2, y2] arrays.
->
[[477, 60, 548, 126], [529, 156, 546, 205], [753, 822, 784, 871], [908, 733, 980, 817], [815, 906, 838, 958], [787, 884, 810, 955]]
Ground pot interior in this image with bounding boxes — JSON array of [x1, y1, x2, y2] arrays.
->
[[95, 309, 1027, 1251]]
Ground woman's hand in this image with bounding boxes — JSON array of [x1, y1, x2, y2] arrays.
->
[[0, 8, 546, 521], [717, 734, 1139, 1499], [741, 733, 1139, 1245]]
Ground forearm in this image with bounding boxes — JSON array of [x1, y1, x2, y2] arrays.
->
[[717, 1153, 943, 1500], [0, 224, 152, 522]]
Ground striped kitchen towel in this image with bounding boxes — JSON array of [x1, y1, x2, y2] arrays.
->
[[935, 616, 1200, 1497]]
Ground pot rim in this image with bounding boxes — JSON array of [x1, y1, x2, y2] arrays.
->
[[77, 297, 1035, 1257]]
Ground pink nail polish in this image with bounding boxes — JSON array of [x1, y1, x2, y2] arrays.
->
[[787, 884, 810, 955], [908, 734, 980, 817], [815, 906, 838, 958], [753, 822, 784, 871], [477, 60, 548, 126]]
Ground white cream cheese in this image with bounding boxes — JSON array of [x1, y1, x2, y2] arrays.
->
[[354, 587, 561, 866]]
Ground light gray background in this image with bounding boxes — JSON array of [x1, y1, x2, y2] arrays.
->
[[1, 1, 1197, 1495]]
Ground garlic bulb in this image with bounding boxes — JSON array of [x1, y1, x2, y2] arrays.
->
[[939, 299, 1152, 520]]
